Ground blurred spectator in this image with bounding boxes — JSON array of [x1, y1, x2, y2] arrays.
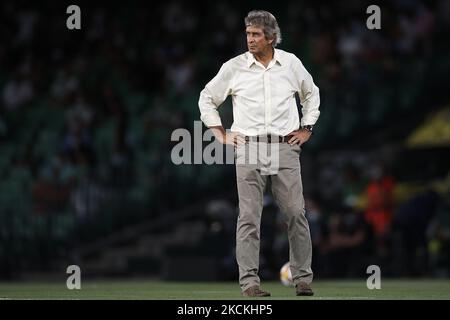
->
[[324, 208, 374, 278], [364, 164, 395, 238], [32, 154, 74, 215], [391, 190, 440, 276], [426, 194, 450, 277], [2, 73, 34, 111], [50, 65, 79, 101], [342, 164, 365, 208], [305, 197, 327, 277]]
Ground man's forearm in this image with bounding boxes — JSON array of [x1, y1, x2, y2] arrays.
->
[[209, 126, 226, 143], [199, 87, 224, 128]]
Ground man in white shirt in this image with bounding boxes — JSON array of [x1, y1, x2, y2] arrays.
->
[[198, 10, 320, 297]]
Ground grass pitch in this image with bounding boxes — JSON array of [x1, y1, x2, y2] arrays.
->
[[0, 279, 449, 300]]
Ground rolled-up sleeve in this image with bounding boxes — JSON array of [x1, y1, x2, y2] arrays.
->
[[294, 59, 320, 126], [198, 62, 233, 127]]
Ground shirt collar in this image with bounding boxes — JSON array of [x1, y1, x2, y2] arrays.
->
[[246, 49, 283, 68]]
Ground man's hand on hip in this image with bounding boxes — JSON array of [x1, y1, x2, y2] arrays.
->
[[224, 132, 246, 146], [287, 129, 312, 146], [209, 126, 246, 146]]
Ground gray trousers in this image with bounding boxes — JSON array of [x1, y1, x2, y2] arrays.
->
[[235, 142, 313, 291]]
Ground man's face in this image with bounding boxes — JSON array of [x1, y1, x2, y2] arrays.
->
[[246, 25, 273, 54]]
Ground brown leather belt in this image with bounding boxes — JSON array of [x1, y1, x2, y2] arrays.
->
[[244, 134, 292, 143]]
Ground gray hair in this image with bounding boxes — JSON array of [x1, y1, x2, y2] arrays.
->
[[245, 10, 282, 47]]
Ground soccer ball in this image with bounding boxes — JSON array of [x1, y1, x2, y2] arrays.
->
[[279, 262, 294, 287]]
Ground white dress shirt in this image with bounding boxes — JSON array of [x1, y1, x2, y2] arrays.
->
[[198, 49, 320, 137]]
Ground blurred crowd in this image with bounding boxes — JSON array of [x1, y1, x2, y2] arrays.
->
[[1, 0, 450, 278]]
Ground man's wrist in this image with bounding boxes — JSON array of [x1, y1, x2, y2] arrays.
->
[[209, 126, 226, 143], [301, 125, 314, 134]]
